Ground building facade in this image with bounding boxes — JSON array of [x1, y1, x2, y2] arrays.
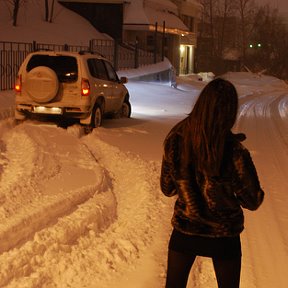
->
[[59, 0, 202, 75], [170, 0, 202, 74]]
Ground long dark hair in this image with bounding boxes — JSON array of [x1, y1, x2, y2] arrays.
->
[[183, 78, 239, 176]]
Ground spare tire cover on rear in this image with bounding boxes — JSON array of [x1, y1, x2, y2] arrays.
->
[[26, 66, 59, 103]]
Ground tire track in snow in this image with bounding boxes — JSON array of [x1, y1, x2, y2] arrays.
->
[[69, 134, 169, 287], [237, 91, 288, 288], [0, 123, 118, 287], [1, 131, 167, 287], [0, 124, 166, 288]]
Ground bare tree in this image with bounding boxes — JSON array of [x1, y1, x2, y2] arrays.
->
[[44, 0, 49, 22], [214, 0, 237, 58], [198, 0, 240, 73], [4, 0, 26, 26], [12, 0, 20, 26], [197, 0, 218, 71], [236, 0, 256, 63], [249, 5, 288, 79], [198, 0, 288, 77], [49, 0, 55, 23], [4, 0, 58, 26], [43, 0, 56, 23]]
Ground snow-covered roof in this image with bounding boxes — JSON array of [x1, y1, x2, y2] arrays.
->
[[144, 0, 178, 13], [124, 0, 188, 33], [144, 6, 188, 30]]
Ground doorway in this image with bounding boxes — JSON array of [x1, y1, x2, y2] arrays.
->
[[179, 44, 194, 75]]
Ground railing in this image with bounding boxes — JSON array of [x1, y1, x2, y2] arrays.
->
[[90, 39, 159, 70], [0, 39, 161, 91], [0, 42, 32, 91]]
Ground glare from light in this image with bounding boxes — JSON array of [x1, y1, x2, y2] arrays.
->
[[15, 84, 21, 92], [33, 106, 62, 114], [82, 89, 90, 95]]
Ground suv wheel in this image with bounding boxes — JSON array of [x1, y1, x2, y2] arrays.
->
[[93, 104, 102, 127], [120, 100, 131, 118], [83, 104, 102, 134], [26, 66, 59, 103]]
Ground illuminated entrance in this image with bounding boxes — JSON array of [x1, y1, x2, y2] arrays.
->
[[179, 44, 194, 75]]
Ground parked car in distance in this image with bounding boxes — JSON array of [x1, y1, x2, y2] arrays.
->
[[14, 50, 131, 133]]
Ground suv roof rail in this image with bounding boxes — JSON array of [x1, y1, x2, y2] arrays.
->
[[78, 50, 104, 57], [34, 48, 53, 52]]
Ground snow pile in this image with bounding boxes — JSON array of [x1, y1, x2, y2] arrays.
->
[[0, 0, 107, 45], [0, 122, 169, 287]]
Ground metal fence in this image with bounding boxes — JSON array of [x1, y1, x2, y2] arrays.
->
[[0, 39, 161, 91]]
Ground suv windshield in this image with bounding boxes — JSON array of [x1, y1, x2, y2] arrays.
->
[[27, 55, 78, 83]]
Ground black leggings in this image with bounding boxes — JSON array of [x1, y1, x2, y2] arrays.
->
[[165, 249, 241, 288]]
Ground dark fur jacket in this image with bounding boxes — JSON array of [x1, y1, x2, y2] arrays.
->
[[160, 120, 264, 238]]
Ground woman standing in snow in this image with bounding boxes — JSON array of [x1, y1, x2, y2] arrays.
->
[[160, 78, 264, 288]]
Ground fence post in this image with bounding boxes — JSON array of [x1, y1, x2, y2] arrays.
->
[[162, 21, 165, 61], [32, 41, 37, 51], [134, 37, 139, 69], [154, 22, 158, 64], [114, 39, 119, 70], [63, 44, 69, 51], [89, 39, 93, 52]]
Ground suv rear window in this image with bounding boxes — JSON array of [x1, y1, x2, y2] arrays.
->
[[27, 55, 78, 83]]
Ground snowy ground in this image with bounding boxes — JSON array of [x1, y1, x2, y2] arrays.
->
[[0, 71, 287, 288]]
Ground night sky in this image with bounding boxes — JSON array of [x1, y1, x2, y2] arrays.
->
[[257, 0, 288, 12]]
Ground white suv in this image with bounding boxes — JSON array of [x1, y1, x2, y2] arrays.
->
[[14, 51, 131, 132]]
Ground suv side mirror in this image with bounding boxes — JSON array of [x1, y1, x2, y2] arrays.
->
[[120, 76, 128, 84]]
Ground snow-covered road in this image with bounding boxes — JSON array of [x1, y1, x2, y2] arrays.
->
[[0, 72, 287, 287], [233, 75, 288, 288]]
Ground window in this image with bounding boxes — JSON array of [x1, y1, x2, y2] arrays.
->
[[27, 55, 78, 82], [87, 59, 108, 80], [104, 61, 118, 82]]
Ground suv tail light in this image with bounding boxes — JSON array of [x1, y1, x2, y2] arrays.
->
[[15, 75, 22, 92], [81, 78, 90, 96]]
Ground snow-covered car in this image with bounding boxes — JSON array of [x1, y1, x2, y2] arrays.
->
[[14, 51, 131, 132]]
